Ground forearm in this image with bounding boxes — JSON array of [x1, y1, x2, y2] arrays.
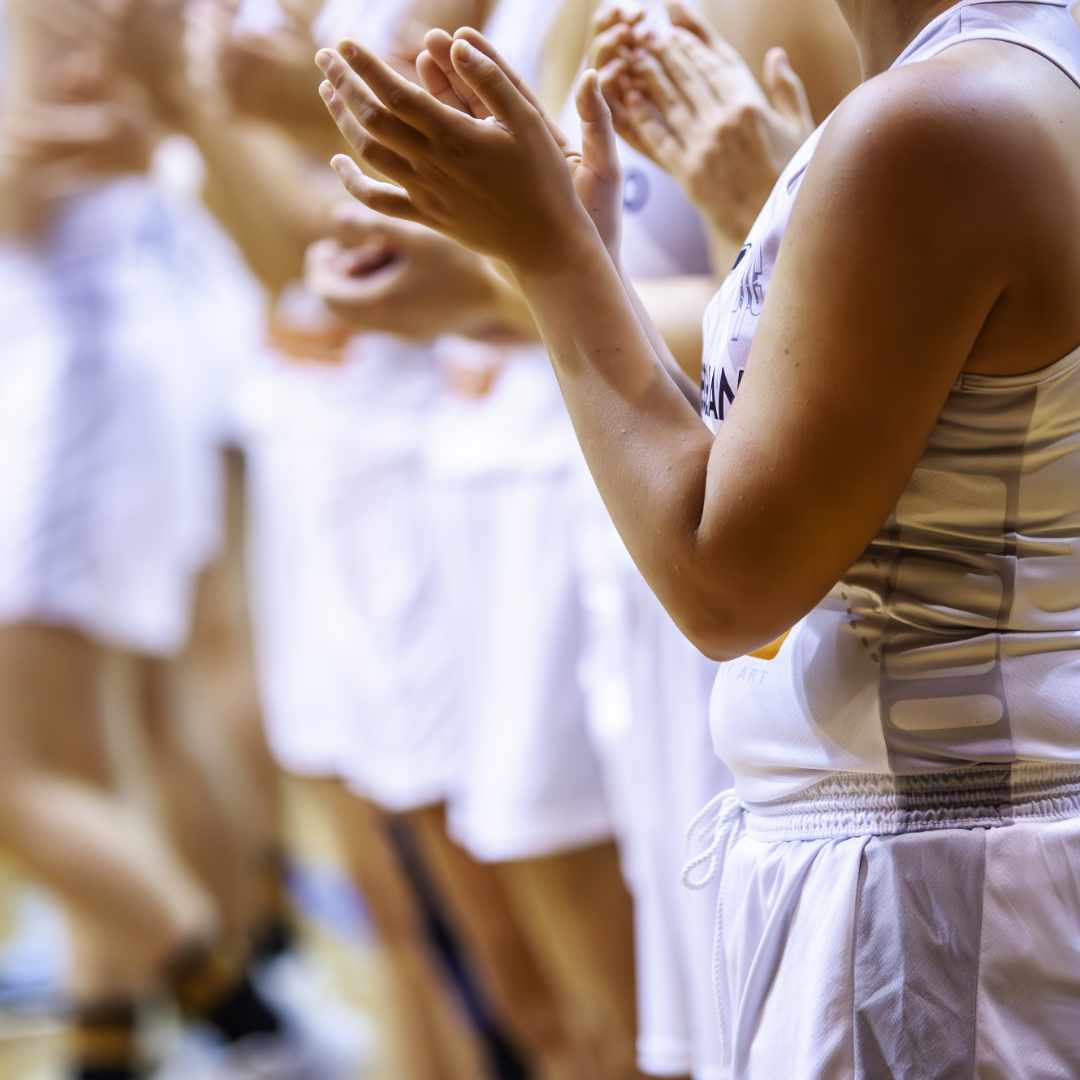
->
[[625, 271, 713, 399], [183, 111, 334, 295], [514, 232, 720, 645], [486, 257, 711, 405]]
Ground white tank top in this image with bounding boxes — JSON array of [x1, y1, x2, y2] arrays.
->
[[701, 0, 1080, 805]]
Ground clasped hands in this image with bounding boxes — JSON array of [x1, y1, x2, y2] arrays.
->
[[307, 2, 816, 326]]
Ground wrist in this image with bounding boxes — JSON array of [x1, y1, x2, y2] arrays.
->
[[510, 215, 611, 291]]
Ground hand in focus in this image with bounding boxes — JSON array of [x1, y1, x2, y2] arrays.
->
[[304, 201, 505, 340], [314, 29, 620, 276], [420, 28, 624, 260], [592, 0, 815, 255]]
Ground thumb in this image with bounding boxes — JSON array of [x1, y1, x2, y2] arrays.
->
[[576, 69, 620, 181], [762, 47, 813, 131]]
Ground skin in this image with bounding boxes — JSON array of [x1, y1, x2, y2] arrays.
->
[[315, 2, 1080, 665], [308, 3, 856, 375], [304, 201, 516, 339], [181, 5, 598, 1074], [593, 2, 817, 267], [0, 2, 224, 1005], [317, 787, 489, 1080], [0, 0, 276, 1027]]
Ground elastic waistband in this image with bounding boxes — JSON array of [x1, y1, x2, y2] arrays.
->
[[743, 763, 1080, 840]]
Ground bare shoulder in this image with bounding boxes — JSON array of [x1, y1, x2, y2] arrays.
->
[[799, 49, 1076, 266]]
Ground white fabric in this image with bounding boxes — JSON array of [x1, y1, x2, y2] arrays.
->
[[702, 0, 1080, 805], [242, 336, 456, 805], [244, 363, 353, 777], [0, 179, 219, 654], [691, 767, 1080, 1078], [560, 2, 728, 1072], [427, 0, 615, 860], [237, 0, 458, 804], [695, 3, 1080, 1076], [432, 456, 612, 860]]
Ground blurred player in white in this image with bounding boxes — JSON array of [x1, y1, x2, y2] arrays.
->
[[318, 0, 1080, 1075]]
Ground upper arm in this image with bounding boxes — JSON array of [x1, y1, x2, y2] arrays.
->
[[693, 66, 1027, 653]]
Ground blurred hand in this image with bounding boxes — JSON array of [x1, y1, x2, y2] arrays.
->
[[109, 0, 194, 127], [0, 0, 160, 231], [19, 0, 196, 127], [593, 0, 814, 254], [304, 202, 504, 340], [220, 25, 326, 127]]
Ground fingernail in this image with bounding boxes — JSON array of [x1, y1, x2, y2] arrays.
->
[[341, 41, 358, 61], [315, 49, 333, 71], [455, 40, 476, 62]]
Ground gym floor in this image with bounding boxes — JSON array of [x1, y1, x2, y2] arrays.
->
[[0, 780, 430, 1080]]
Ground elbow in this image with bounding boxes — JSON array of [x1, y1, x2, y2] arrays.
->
[[667, 581, 799, 664], [670, 604, 745, 663]]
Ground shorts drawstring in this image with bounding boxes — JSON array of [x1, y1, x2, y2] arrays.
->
[[683, 789, 743, 1070], [683, 789, 742, 890]]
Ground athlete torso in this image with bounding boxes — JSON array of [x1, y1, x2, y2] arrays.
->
[[702, 0, 1080, 804]]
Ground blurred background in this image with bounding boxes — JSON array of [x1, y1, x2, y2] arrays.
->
[[0, 0, 859, 1076], [0, 1, 507, 1076]]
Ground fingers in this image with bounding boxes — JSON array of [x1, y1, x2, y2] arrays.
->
[[452, 28, 570, 147], [448, 38, 545, 137], [598, 57, 647, 155], [625, 89, 684, 176], [333, 38, 468, 138], [665, 0, 719, 48], [332, 201, 390, 246], [329, 155, 427, 225], [648, 29, 718, 115], [306, 238, 400, 303], [416, 46, 470, 114], [319, 80, 420, 187], [589, 22, 635, 73], [421, 27, 490, 119], [630, 49, 691, 140], [576, 69, 620, 182], [316, 48, 430, 161], [590, 2, 646, 38], [762, 47, 814, 132]]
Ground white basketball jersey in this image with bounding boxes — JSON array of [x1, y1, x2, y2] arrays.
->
[[702, 0, 1080, 804]]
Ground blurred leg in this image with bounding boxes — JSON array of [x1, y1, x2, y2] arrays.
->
[[410, 804, 590, 1080], [0, 623, 216, 978], [133, 652, 259, 944], [496, 842, 645, 1080], [319, 783, 485, 1080], [185, 449, 288, 940]]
